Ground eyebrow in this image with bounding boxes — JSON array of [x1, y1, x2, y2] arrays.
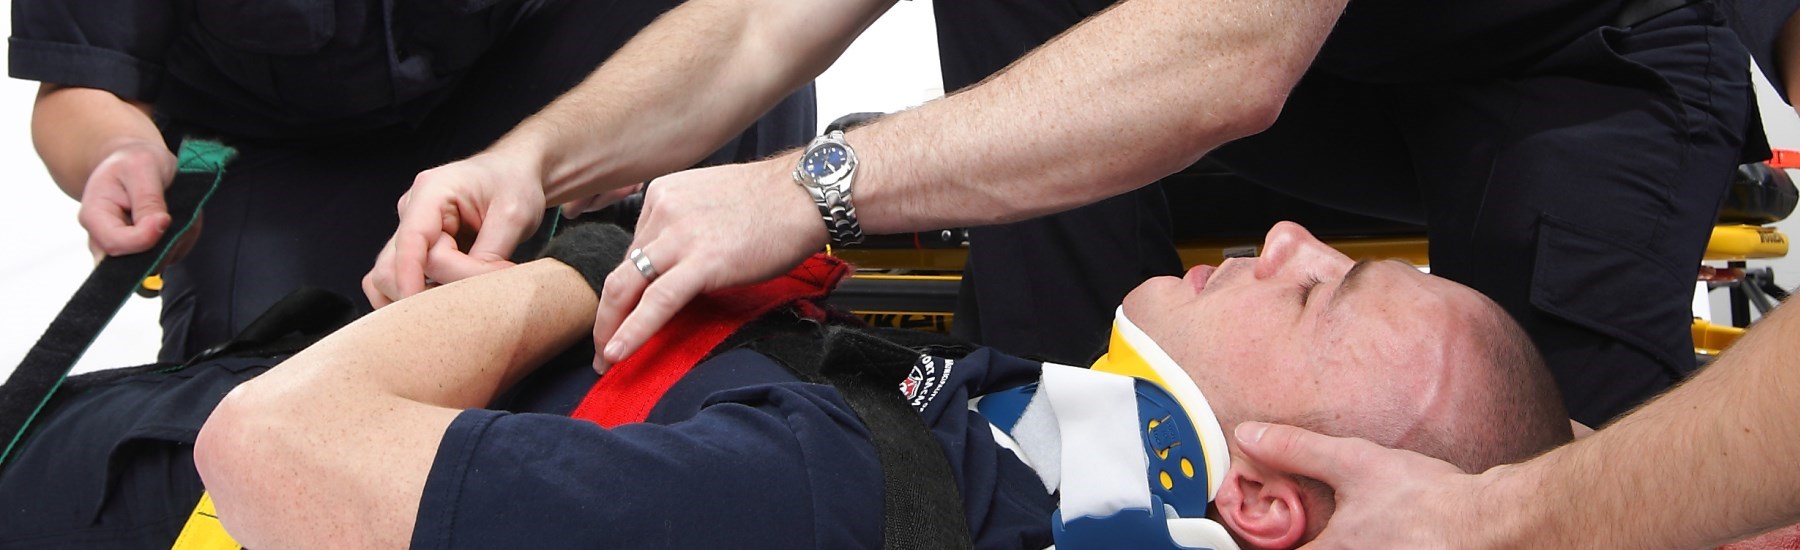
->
[[1328, 258, 1404, 311]]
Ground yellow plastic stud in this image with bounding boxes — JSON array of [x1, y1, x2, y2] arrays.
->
[[1159, 471, 1175, 491], [1180, 458, 1195, 478]]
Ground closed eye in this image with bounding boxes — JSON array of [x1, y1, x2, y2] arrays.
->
[[1298, 274, 1324, 305]]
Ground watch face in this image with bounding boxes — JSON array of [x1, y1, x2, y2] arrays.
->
[[802, 143, 849, 180]]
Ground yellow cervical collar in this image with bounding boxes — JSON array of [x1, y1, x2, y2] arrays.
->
[[1088, 308, 1232, 500]]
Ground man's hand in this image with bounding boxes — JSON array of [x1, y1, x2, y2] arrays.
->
[[364, 151, 548, 307], [79, 140, 181, 261], [590, 160, 824, 371], [1233, 422, 1510, 549]]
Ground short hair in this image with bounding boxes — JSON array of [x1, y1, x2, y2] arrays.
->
[[1291, 297, 1570, 540], [1414, 301, 1572, 471]]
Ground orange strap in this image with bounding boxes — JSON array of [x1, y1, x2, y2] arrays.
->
[[1767, 149, 1800, 170]]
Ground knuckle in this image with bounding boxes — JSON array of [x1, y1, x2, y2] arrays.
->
[[601, 271, 634, 299], [640, 284, 684, 309]]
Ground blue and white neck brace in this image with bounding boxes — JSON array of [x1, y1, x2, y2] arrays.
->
[[977, 308, 1238, 550]]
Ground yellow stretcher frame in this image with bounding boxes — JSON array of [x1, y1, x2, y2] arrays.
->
[[1705, 225, 1790, 261], [838, 225, 1785, 358], [173, 492, 239, 549]]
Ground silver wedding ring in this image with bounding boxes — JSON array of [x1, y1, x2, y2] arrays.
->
[[628, 248, 659, 281]]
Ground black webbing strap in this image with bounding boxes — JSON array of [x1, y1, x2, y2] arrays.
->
[[0, 139, 234, 468], [746, 320, 975, 550]]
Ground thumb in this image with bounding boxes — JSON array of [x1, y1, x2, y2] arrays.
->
[[126, 174, 172, 232], [1233, 421, 1376, 485]]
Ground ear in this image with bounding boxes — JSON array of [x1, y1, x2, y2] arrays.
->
[[1211, 460, 1307, 549]]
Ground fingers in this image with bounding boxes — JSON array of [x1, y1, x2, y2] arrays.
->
[[363, 272, 392, 309], [592, 244, 655, 372], [389, 198, 453, 301], [126, 173, 171, 232], [426, 232, 514, 283], [79, 175, 171, 256], [1233, 421, 1380, 484], [608, 258, 707, 364], [79, 199, 162, 256], [464, 201, 537, 265]]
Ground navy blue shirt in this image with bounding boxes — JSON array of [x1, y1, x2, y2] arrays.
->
[[10, 0, 541, 138], [412, 346, 1059, 549]]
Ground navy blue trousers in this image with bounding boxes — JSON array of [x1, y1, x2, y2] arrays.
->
[[0, 358, 272, 548]]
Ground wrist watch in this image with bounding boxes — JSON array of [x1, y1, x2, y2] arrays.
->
[[792, 130, 865, 246]]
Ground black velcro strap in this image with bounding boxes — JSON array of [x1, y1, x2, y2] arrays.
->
[[0, 139, 232, 468], [750, 323, 975, 550], [539, 222, 634, 298]]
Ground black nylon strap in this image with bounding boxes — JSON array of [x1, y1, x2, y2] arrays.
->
[[748, 321, 975, 550], [0, 140, 231, 468], [179, 287, 361, 368]]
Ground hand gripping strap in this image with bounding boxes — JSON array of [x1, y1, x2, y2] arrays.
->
[[0, 139, 234, 468], [568, 253, 852, 427]]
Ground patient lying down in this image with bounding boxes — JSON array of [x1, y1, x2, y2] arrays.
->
[[0, 222, 1570, 549]]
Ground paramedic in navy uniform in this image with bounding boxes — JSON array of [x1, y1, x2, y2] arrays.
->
[[928, 0, 1765, 428], [369, 0, 1762, 426], [10, 0, 817, 362]]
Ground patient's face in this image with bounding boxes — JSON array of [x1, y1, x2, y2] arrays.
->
[[1121, 221, 1488, 440]]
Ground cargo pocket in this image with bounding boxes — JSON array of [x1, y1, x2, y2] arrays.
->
[[84, 358, 278, 523], [1530, 215, 1695, 378]]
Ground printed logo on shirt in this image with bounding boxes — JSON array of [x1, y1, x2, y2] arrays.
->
[[899, 354, 955, 412]]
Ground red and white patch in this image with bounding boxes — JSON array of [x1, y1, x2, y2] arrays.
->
[[898, 355, 955, 412]]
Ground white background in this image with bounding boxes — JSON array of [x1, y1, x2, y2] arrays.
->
[[2, 1, 1796, 380]]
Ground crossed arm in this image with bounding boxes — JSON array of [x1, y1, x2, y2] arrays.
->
[[194, 258, 597, 548]]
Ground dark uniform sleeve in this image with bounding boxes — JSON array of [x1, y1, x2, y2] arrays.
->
[[10, 0, 179, 100], [412, 385, 886, 549]]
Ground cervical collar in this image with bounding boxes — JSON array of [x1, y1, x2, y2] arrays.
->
[[977, 308, 1239, 550]]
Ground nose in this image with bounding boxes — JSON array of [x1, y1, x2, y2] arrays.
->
[[1253, 221, 1352, 280]]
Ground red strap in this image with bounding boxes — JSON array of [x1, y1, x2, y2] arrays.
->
[[570, 254, 852, 427], [1770, 149, 1800, 170]]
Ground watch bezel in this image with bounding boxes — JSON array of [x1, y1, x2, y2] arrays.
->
[[794, 132, 858, 189]]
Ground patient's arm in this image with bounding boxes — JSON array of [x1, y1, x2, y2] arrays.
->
[[194, 259, 597, 548]]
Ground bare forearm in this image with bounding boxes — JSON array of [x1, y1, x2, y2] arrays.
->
[[500, 0, 891, 204], [1488, 302, 1800, 548], [843, 0, 1345, 232], [199, 260, 598, 546], [30, 85, 163, 198], [282, 259, 596, 408]]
